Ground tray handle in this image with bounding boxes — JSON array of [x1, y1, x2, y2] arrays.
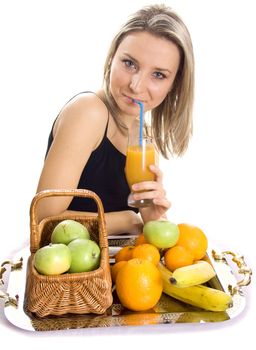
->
[[212, 249, 252, 296], [30, 189, 107, 252], [0, 257, 23, 308]]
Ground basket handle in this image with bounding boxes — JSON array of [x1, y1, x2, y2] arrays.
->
[[30, 189, 107, 251]]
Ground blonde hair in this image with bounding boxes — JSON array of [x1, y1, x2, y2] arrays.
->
[[103, 4, 194, 158]]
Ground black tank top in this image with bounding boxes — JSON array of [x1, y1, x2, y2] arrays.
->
[[45, 92, 138, 213]]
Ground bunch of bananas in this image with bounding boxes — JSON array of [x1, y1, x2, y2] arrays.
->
[[158, 262, 233, 311]]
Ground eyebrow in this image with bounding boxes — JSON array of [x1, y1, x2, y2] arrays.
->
[[123, 53, 172, 74]]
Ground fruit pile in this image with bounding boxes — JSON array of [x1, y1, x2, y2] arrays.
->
[[34, 219, 101, 275], [111, 221, 233, 312]]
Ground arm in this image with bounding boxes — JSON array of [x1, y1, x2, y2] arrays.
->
[[36, 94, 103, 221], [36, 94, 143, 235], [62, 209, 143, 235]]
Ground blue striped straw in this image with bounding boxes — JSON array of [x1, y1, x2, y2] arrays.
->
[[133, 100, 144, 146]]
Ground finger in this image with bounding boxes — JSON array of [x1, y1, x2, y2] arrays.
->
[[149, 164, 163, 183], [132, 181, 164, 192], [133, 189, 166, 201], [132, 185, 166, 199]]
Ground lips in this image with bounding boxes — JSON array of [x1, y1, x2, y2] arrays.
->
[[122, 94, 145, 104]]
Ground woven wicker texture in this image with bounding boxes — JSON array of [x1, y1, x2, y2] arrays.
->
[[24, 189, 113, 317]]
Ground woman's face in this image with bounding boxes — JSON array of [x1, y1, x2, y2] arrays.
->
[[109, 31, 180, 121]]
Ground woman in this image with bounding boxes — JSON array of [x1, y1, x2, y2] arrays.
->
[[36, 4, 194, 235]]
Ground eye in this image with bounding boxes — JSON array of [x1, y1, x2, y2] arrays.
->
[[153, 71, 166, 80], [122, 59, 136, 69]]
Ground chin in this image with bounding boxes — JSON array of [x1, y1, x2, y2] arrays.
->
[[120, 105, 138, 118]]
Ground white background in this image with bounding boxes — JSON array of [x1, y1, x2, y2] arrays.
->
[[0, 0, 255, 347]]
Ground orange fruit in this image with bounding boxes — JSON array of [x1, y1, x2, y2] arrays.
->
[[115, 245, 134, 262], [131, 243, 160, 265], [135, 233, 148, 246], [111, 261, 127, 283], [116, 258, 163, 311], [177, 223, 208, 260], [164, 245, 194, 271]]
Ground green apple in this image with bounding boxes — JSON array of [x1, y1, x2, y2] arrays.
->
[[68, 238, 101, 273], [51, 219, 90, 245], [34, 243, 71, 275], [143, 220, 179, 249]]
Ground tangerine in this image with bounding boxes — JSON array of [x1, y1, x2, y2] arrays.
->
[[115, 245, 134, 262], [131, 243, 160, 265], [177, 223, 208, 260], [135, 233, 148, 246], [164, 245, 194, 271], [116, 258, 163, 311], [111, 261, 127, 283]]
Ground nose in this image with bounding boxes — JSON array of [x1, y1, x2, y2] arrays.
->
[[129, 72, 147, 93]]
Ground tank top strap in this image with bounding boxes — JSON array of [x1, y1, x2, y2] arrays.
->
[[103, 114, 110, 137]]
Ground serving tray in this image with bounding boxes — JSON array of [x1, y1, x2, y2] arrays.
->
[[0, 236, 252, 331]]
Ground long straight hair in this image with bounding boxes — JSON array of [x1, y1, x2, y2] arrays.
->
[[103, 4, 194, 158]]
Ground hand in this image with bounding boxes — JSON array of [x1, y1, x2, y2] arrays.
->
[[131, 164, 171, 223]]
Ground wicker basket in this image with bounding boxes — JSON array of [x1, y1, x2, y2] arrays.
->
[[24, 189, 113, 318]]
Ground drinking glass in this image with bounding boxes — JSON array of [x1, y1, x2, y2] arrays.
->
[[125, 118, 156, 208]]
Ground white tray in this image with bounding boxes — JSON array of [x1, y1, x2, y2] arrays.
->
[[0, 238, 252, 331]]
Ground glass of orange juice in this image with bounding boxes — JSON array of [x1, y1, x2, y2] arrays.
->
[[125, 118, 156, 208]]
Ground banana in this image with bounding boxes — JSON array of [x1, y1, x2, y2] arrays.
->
[[170, 260, 216, 288], [158, 262, 233, 311]]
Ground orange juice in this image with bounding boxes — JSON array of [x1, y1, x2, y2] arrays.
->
[[125, 143, 156, 188]]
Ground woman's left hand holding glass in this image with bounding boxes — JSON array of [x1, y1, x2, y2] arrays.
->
[[131, 164, 171, 223]]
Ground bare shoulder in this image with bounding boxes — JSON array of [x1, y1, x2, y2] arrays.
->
[[54, 91, 108, 148]]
